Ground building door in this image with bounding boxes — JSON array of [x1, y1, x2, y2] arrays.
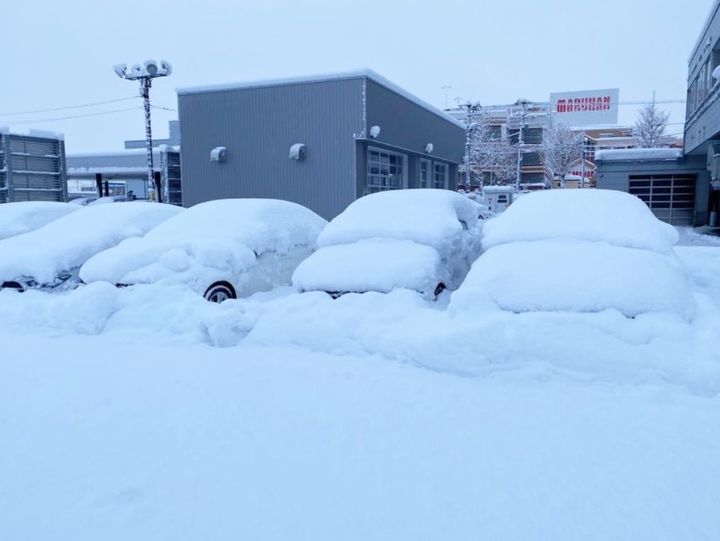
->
[[419, 158, 431, 188], [367, 147, 407, 194], [628, 174, 696, 225]]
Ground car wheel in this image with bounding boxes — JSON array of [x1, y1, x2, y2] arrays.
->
[[203, 281, 237, 303], [433, 282, 447, 298]]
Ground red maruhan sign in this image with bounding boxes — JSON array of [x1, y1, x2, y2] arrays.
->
[[549, 89, 619, 126], [556, 96, 612, 113]]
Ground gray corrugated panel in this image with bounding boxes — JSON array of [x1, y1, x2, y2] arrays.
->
[[0, 134, 66, 203], [365, 79, 465, 165], [178, 77, 364, 219]]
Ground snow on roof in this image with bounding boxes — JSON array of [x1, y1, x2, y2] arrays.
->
[[482, 185, 516, 194], [0, 126, 65, 140], [595, 148, 683, 162], [177, 69, 464, 128], [68, 148, 167, 159]]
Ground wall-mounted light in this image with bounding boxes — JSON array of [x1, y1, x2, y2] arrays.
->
[[289, 143, 306, 161], [210, 146, 228, 162], [425, 143, 434, 153], [369, 125, 381, 138]]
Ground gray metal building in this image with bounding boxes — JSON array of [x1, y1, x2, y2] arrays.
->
[[0, 129, 67, 203], [177, 70, 465, 219], [595, 149, 709, 226]]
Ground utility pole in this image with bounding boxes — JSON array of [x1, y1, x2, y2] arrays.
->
[[442, 85, 452, 109], [462, 101, 481, 190], [514, 99, 528, 192], [113, 60, 172, 201]]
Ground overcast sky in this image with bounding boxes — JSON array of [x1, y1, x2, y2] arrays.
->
[[0, 0, 715, 153]]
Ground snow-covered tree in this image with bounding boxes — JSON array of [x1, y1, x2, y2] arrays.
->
[[467, 109, 517, 185], [633, 103, 670, 148], [541, 115, 585, 187]]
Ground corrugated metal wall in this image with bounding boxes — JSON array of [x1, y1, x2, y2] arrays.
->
[[178, 78, 365, 219], [0, 134, 67, 203]]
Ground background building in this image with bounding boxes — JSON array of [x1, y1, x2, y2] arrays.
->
[[66, 146, 182, 205], [685, 0, 720, 221], [177, 70, 465, 219], [0, 128, 67, 203]]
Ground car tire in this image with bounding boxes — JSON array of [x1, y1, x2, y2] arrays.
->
[[203, 281, 237, 303]]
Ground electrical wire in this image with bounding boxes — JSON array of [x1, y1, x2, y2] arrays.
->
[[8, 107, 143, 125], [0, 96, 138, 117], [151, 104, 177, 112]]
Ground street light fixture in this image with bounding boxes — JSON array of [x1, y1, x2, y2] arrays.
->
[[113, 60, 172, 201]]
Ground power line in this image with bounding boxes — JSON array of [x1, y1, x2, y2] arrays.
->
[[8, 106, 143, 125], [151, 104, 177, 112], [0, 96, 138, 117]]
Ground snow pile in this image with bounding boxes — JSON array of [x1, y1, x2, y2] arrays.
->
[[453, 189, 693, 317], [293, 239, 446, 296], [295, 190, 483, 296], [0, 201, 80, 240], [482, 189, 679, 252], [0, 202, 182, 285], [80, 199, 326, 295]]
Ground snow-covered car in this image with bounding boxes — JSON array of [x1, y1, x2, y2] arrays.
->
[[0, 202, 182, 292], [79, 199, 328, 302], [0, 201, 80, 241], [292, 189, 484, 299], [450, 189, 695, 318]]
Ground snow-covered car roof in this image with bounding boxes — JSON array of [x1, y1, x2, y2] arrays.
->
[[293, 239, 447, 298], [0, 202, 80, 241], [482, 189, 679, 253], [318, 189, 483, 254], [0, 202, 183, 285], [451, 240, 694, 318], [79, 199, 327, 286]]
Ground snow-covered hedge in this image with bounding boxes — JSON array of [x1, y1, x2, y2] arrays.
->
[[482, 189, 679, 253]]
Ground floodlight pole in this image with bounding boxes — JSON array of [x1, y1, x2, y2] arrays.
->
[[140, 77, 155, 200], [113, 60, 172, 202]]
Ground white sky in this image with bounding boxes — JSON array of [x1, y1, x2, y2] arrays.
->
[[0, 0, 715, 152]]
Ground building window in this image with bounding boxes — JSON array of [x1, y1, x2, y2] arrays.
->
[[367, 147, 406, 193], [419, 158, 430, 188], [432, 162, 449, 189]]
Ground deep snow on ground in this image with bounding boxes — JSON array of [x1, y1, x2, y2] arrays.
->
[[1, 334, 719, 541], [1, 227, 720, 540]]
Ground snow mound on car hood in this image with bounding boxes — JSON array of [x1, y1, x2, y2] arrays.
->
[[293, 239, 446, 297], [450, 240, 694, 318]]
